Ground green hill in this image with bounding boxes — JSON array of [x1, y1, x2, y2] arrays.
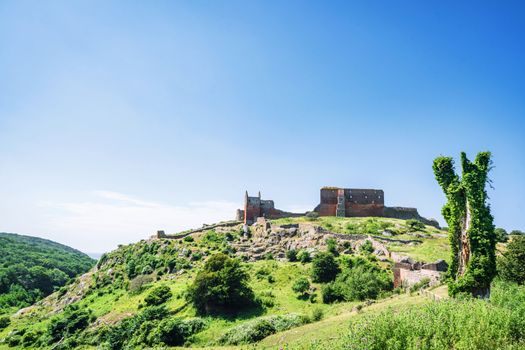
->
[[0, 218, 523, 350], [0, 233, 95, 315]]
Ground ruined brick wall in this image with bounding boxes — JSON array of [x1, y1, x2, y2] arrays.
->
[[316, 188, 385, 217], [241, 191, 304, 224]]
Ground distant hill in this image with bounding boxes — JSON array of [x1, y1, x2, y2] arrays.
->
[[0, 232, 95, 314]]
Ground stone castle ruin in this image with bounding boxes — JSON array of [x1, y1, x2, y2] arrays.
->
[[236, 187, 439, 227], [235, 191, 304, 225]]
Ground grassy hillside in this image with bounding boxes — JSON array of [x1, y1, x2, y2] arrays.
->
[[0, 233, 95, 314], [0, 221, 393, 349], [5, 217, 517, 350]]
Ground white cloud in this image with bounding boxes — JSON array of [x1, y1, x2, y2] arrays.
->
[[39, 191, 239, 254]]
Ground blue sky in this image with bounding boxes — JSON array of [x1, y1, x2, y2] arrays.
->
[[1, 1, 524, 253]]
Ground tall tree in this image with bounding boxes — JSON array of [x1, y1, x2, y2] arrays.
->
[[433, 152, 496, 298]]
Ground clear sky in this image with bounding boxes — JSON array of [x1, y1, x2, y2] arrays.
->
[[1, 1, 524, 253]]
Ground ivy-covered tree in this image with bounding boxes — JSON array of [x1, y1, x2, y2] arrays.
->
[[433, 151, 496, 298]]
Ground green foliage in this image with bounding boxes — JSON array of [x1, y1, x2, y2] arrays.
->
[[494, 227, 509, 243], [0, 315, 10, 330], [263, 252, 274, 260], [218, 314, 310, 345], [321, 281, 525, 350], [311, 252, 340, 283], [104, 306, 172, 349], [292, 277, 310, 296], [325, 237, 339, 256], [321, 256, 392, 303], [183, 236, 194, 242], [322, 265, 392, 303], [144, 285, 172, 306], [433, 152, 496, 297], [0, 233, 94, 312], [297, 250, 311, 263], [498, 235, 525, 285], [359, 239, 374, 254], [128, 275, 154, 294], [510, 230, 525, 236], [187, 253, 255, 314], [48, 304, 94, 343], [286, 249, 298, 262], [409, 277, 431, 293], [154, 317, 206, 346], [406, 219, 426, 232], [311, 307, 324, 321]]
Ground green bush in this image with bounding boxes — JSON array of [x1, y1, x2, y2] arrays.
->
[[311, 252, 340, 283], [183, 236, 194, 242], [311, 307, 324, 321], [322, 264, 392, 303], [495, 227, 508, 243], [298, 250, 311, 263], [498, 235, 525, 285], [144, 285, 172, 306], [48, 305, 93, 343], [406, 219, 425, 232], [128, 275, 154, 294], [263, 252, 274, 260], [187, 253, 254, 314], [326, 237, 339, 256], [286, 249, 298, 262], [292, 277, 310, 296], [155, 317, 206, 346], [0, 315, 10, 330], [359, 240, 374, 254], [218, 314, 309, 345], [321, 282, 343, 303], [409, 277, 431, 293]]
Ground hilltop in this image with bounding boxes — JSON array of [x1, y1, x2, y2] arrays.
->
[[0, 217, 454, 349], [0, 233, 95, 315]]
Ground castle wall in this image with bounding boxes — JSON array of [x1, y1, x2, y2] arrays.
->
[[317, 188, 384, 217]]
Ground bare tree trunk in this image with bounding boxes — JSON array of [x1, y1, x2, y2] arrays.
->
[[458, 199, 471, 277]]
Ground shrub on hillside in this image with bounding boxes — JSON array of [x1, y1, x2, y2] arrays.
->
[[325, 237, 339, 256], [322, 264, 392, 303], [359, 240, 374, 254], [286, 249, 298, 262], [0, 315, 10, 330], [406, 219, 425, 232], [144, 285, 172, 306], [154, 317, 206, 346], [495, 227, 509, 243], [187, 253, 255, 314], [292, 277, 310, 297], [498, 235, 525, 285], [48, 305, 94, 343], [311, 252, 340, 283], [128, 275, 154, 294], [218, 314, 309, 345], [297, 250, 311, 263]]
